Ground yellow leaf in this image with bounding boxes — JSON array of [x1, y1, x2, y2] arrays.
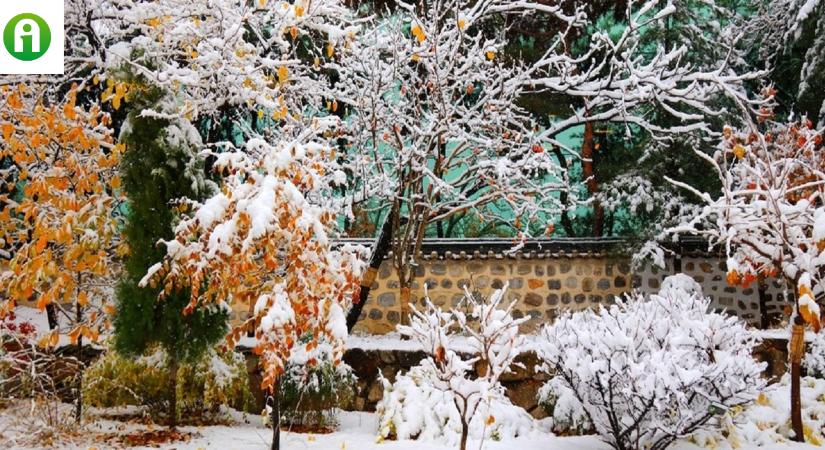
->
[[63, 102, 76, 120], [36, 293, 50, 311], [326, 43, 334, 58], [295, 5, 304, 17], [486, 415, 495, 425], [486, 50, 495, 61], [36, 334, 51, 349], [733, 144, 746, 159], [457, 18, 466, 30], [278, 66, 289, 83], [411, 25, 426, 43], [800, 303, 821, 332]]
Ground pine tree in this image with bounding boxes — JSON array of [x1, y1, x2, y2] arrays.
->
[[114, 90, 228, 429]]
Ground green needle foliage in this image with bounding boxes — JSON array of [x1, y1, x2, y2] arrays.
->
[[114, 87, 229, 425]]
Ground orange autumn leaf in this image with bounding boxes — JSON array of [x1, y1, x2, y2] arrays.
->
[[49, 330, 60, 347], [35, 234, 48, 253], [800, 304, 820, 332], [77, 291, 89, 307], [69, 326, 82, 345], [1, 123, 12, 140], [1, 86, 121, 352]]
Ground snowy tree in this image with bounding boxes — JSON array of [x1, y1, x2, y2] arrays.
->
[[377, 285, 533, 450], [336, 0, 766, 324], [666, 115, 825, 441], [92, 0, 359, 135], [533, 0, 761, 237], [741, 0, 825, 127], [537, 275, 766, 450], [0, 85, 124, 423], [336, 0, 574, 323], [140, 118, 365, 450]]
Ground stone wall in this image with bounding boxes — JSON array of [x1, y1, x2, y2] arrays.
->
[[217, 242, 791, 334], [636, 255, 789, 326], [350, 252, 634, 334]]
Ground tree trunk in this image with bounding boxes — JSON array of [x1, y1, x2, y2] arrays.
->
[[459, 417, 469, 450], [269, 379, 281, 450], [581, 120, 603, 236], [758, 276, 771, 329], [399, 283, 412, 326], [75, 301, 83, 424], [346, 210, 395, 332], [790, 317, 805, 442], [550, 146, 575, 236], [168, 357, 179, 429]]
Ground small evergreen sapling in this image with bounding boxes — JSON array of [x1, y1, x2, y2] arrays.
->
[[114, 87, 229, 428]]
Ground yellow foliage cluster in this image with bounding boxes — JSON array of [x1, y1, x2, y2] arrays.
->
[[0, 84, 124, 347]]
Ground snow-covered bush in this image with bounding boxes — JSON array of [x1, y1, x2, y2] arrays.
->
[[537, 380, 592, 435], [83, 346, 252, 421], [280, 335, 356, 430], [804, 331, 825, 378], [537, 275, 767, 450], [376, 285, 534, 450]]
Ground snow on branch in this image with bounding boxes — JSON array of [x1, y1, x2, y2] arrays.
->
[[537, 275, 766, 450], [664, 115, 825, 330], [377, 284, 533, 449], [141, 120, 365, 390]]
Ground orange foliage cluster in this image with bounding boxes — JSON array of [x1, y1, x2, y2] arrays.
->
[[721, 118, 824, 330], [0, 84, 124, 347], [143, 137, 363, 392]]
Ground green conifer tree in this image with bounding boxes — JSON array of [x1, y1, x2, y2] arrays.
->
[[114, 91, 228, 428]]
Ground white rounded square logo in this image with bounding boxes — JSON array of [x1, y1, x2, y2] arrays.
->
[[0, 1, 64, 74]]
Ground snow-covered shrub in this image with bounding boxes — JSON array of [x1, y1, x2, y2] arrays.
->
[[804, 331, 825, 377], [376, 285, 534, 450], [537, 379, 592, 435], [537, 275, 766, 450], [84, 346, 252, 421], [280, 335, 356, 430]]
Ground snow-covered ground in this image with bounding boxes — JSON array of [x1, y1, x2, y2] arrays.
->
[[0, 405, 821, 450]]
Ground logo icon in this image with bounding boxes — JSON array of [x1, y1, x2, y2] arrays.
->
[[3, 13, 51, 61]]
